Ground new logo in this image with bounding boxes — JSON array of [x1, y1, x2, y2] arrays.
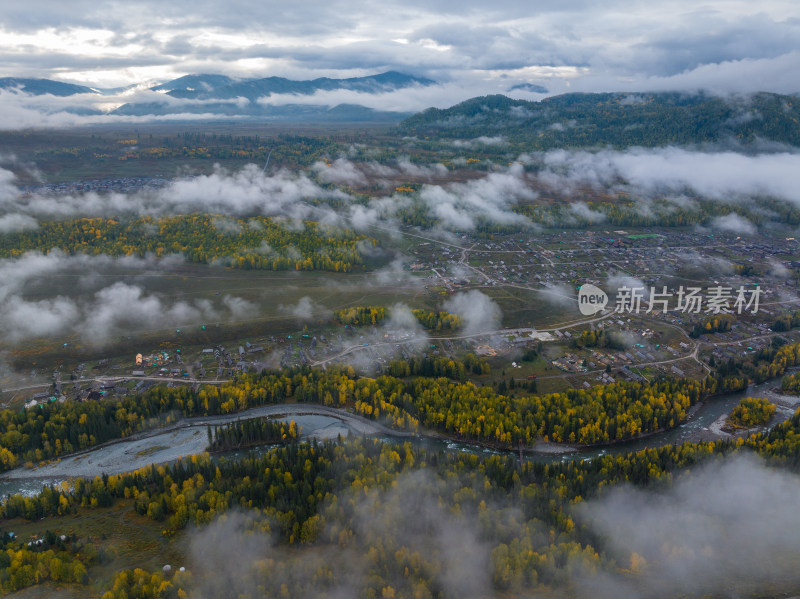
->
[[578, 284, 608, 315]]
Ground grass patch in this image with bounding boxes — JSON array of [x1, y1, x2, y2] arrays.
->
[[4, 500, 186, 597], [135, 445, 168, 457]]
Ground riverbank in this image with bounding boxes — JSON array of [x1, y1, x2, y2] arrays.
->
[[2, 378, 797, 495], [0, 404, 411, 482], [707, 388, 800, 440]]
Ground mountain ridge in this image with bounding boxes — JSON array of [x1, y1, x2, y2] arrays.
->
[[0, 77, 97, 96], [152, 71, 434, 101], [397, 91, 800, 148], [0, 72, 431, 121], [0, 71, 434, 100]]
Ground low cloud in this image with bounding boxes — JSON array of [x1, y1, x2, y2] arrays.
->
[[396, 158, 449, 178], [769, 260, 791, 278], [369, 257, 420, 287], [0, 166, 19, 198], [211, 216, 243, 235], [252, 80, 500, 114], [313, 158, 367, 187], [348, 469, 493, 597], [383, 302, 429, 350], [182, 451, 800, 599], [539, 148, 800, 208], [0, 164, 347, 224], [0, 213, 38, 233], [88, 282, 220, 340], [570, 202, 606, 223], [537, 282, 577, 306], [451, 135, 507, 148], [385, 303, 423, 333], [418, 163, 534, 230], [2, 160, 536, 234], [1, 281, 254, 345], [188, 512, 274, 599], [575, 453, 800, 598], [0, 251, 257, 344], [710, 212, 757, 235], [672, 250, 734, 275], [0, 250, 186, 302], [312, 157, 449, 192], [221, 295, 258, 320], [0, 89, 251, 130], [443, 289, 501, 334], [564, 50, 800, 97], [186, 469, 494, 599], [278, 296, 329, 321], [3, 295, 80, 341]]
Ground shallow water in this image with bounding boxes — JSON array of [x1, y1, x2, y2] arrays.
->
[[1, 380, 796, 498]]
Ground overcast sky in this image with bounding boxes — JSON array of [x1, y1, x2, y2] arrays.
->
[[1, 1, 799, 103]]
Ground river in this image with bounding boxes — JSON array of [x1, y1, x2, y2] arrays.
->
[[1, 380, 798, 498]]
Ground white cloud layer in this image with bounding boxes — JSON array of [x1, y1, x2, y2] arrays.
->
[[577, 454, 800, 598], [0, 164, 346, 222], [443, 290, 501, 334], [1, 1, 799, 124], [0, 160, 537, 232], [0, 251, 258, 344], [539, 147, 800, 206]]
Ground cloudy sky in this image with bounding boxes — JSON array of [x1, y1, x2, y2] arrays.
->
[[1, 0, 799, 102]]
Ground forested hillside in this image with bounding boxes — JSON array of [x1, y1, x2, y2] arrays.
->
[[398, 92, 800, 148], [2, 411, 800, 597]]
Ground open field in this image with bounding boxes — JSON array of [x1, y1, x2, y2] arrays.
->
[[3, 122, 800, 409], [4, 213, 800, 408], [0, 124, 391, 183], [5, 501, 185, 598]]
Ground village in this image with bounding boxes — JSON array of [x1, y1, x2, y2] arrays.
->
[[5, 221, 800, 410]]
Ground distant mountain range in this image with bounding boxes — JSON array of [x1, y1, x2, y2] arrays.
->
[[4, 74, 798, 145], [508, 83, 548, 94], [110, 101, 414, 123], [150, 71, 434, 101], [0, 72, 434, 122], [397, 92, 800, 148], [0, 77, 98, 96]]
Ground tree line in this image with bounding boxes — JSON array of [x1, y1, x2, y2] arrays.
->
[[208, 418, 298, 452], [333, 306, 462, 330], [727, 397, 777, 428], [0, 214, 376, 273], [386, 353, 490, 379], [570, 329, 624, 349], [3, 351, 774, 474], [2, 405, 800, 598], [690, 314, 734, 338]]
